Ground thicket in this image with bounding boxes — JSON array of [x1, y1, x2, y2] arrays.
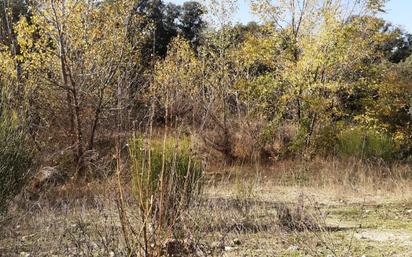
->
[[0, 0, 412, 181], [3, 0, 412, 255]]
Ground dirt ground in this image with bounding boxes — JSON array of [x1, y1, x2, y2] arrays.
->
[[204, 181, 412, 257], [1, 173, 412, 257]]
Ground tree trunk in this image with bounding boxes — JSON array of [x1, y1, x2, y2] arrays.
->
[[72, 87, 85, 178], [88, 89, 104, 151], [55, 19, 84, 178]]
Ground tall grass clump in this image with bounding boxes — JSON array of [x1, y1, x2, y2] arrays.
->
[[0, 111, 34, 214], [338, 127, 398, 161], [128, 135, 203, 256]]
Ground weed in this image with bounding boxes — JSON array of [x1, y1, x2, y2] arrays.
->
[[338, 127, 399, 161], [0, 111, 34, 214]]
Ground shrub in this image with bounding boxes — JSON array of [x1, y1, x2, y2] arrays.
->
[[313, 123, 342, 157], [337, 127, 398, 160], [129, 136, 203, 207], [0, 111, 34, 214], [128, 135, 203, 256]]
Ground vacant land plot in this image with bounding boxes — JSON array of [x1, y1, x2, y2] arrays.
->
[[1, 168, 411, 257]]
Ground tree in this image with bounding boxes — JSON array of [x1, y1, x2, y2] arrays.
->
[[385, 29, 412, 63], [193, 0, 251, 161], [154, 0, 246, 161], [0, 0, 29, 45], [5, 0, 143, 178], [0, 0, 31, 103], [362, 55, 412, 157], [133, 0, 205, 59], [134, 0, 171, 57], [178, 1, 205, 48], [238, 0, 391, 155], [153, 36, 201, 125]]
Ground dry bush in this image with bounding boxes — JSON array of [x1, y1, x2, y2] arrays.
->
[[231, 120, 266, 163], [2, 160, 410, 256], [199, 117, 272, 164], [186, 173, 274, 240], [275, 201, 321, 232], [260, 122, 299, 160], [262, 158, 412, 193], [281, 194, 363, 257], [0, 180, 131, 257]]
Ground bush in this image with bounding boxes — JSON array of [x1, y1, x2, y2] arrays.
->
[[127, 135, 203, 256], [337, 127, 398, 161], [0, 112, 34, 214], [313, 123, 342, 157], [128, 135, 203, 248]]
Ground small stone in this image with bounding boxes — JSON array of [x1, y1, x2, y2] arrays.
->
[[109, 251, 115, 257], [196, 249, 206, 257], [287, 245, 299, 251], [90, 242, 98, 249], [233, 238, 241, 246], [20, 252, 30, 257], [406, 209, 412, 214], [224, 246, 234, 251], [211, 242, 221, 249]]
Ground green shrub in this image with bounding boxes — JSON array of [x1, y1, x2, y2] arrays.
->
[[337, 127, 398, 160], [129, 135, 203, 228], [313, 123, 342, 157], [0, 112, 34, 214]]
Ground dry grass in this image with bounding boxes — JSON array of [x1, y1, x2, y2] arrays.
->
[[1, 159, 412, 256]]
